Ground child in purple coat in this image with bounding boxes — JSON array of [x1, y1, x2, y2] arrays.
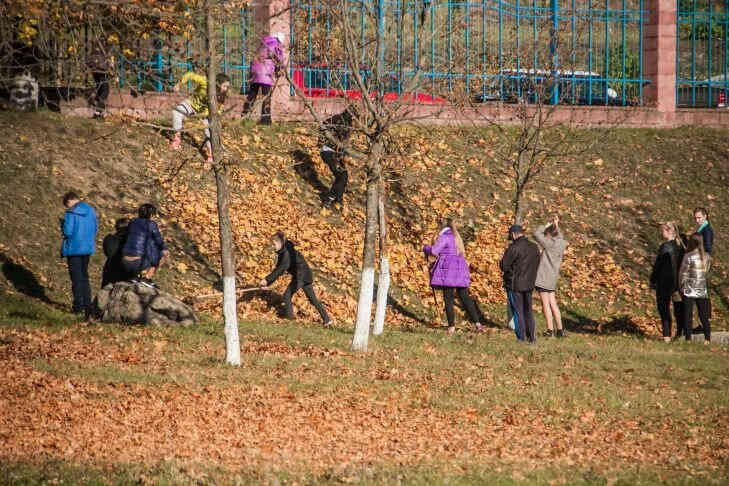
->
[[424, 219, 484, 333], [242, 34, 284, 125]]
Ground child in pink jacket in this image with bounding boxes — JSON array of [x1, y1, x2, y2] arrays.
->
[[242, 34, 284, 125]]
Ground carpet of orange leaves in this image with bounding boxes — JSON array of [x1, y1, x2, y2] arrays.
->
[[1, 326, 726, 474]]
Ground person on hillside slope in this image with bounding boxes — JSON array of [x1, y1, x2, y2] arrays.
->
[[424, 218, 485, 334], [319, 107, 355, 208], [692, 207, 714, 335], [260, 231, 332, 327], [500, 224, 541, 343], [87, 42, 111, 120], [679, 233, 712, 343], [121, 204, 168, 289], [241, 34, 284, 125], [650, 222, 685, 342], [693, 207, 714, 256], [101, 218, 131, 288], [60, 191, 98, 318], [534, 216, 568, 338], [170, 71, 231, 162]]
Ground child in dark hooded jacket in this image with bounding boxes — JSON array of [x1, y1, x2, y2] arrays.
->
[[260, 231, 332, 327], [101, 218, 131, 288]]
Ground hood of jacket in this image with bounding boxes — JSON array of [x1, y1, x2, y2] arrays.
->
[[68, 201, 93, 217]]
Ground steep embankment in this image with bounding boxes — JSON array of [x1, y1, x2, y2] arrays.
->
[[1, 111, 727, 333]]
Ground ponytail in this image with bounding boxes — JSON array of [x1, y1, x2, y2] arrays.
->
[[445, 218, 465, 257]]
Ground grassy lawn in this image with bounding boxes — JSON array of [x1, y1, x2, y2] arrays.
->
[[1, 292, 728, 485]]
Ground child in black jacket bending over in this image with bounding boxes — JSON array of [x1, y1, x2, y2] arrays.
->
[[260, 231, 332, 327]]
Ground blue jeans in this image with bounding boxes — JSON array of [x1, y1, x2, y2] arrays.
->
[[67, 255, 91, 313]]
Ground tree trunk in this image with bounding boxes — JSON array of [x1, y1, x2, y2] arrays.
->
[[513, 176, 524, 225], [372, 177, 389, 336], [207, 0, 241, 366], [352, 141, 383, 352], [513, 195, 523, 225]]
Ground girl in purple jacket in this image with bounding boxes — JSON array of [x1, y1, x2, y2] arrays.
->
[[424, 219, 484, 333], [241, 34, 284, 125]]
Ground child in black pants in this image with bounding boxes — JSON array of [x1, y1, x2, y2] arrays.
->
[[260, 231, 332, 327]]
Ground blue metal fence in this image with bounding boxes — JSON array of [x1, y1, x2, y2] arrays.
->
[[677, 0, 729, 107], [289, 0, 649, 105]]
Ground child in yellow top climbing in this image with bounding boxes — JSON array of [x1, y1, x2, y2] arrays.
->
[[170, 71, 231, 162]]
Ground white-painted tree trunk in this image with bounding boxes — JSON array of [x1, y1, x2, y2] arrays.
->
[[372, 256, 389, 335], [223, 275, 241, 365], [352, 266, 375, 351], [351, 149, 381, 352]]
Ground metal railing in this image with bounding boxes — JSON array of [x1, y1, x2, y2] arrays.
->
[[289, 0, 649, 105], [677, 0, 729, 108]]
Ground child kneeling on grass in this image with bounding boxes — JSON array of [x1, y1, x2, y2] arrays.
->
[[260, 231, 332, 328], [170, 71, 231, 162]]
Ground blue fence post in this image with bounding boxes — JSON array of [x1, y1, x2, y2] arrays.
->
[[154, 40, 164, 92], [550, 0, 559, 104]]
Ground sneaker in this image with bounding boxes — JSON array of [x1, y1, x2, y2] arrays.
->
[[323, 320, 333, 329], [206, 154, 214, 164], [474, 324, 485, 333], [556, 329, 565, 338], [170, 134, 182, 150], [543, 329, 554, 338], [139, 278, 158, 289], [322, 196, 336, 208]]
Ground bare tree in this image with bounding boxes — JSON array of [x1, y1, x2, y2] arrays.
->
[[206, 0, 241, 365], [1, 0, 244, 363], [286, 0, 440, 351], [459, 15, 630, 224]]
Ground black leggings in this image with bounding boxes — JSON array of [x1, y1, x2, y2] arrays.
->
[[242, 83, 272, 123], [282, 279, 330, 324], [442, 287, 480, 327], [656, 294, 684, 338], [682, 297, 711, 341]]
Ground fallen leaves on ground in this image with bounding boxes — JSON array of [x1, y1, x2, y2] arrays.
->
[[0, 325, 727, 474], [140, 124, 659, 334]]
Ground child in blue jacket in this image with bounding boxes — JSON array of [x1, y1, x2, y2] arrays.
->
[[61, 191, 98, 316]]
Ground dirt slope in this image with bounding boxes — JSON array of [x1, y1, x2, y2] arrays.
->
[[1, 111, 727, 333]]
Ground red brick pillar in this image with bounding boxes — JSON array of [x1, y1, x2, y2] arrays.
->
[[255, 0, 293, 120], [643, 0, 677, 112]]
